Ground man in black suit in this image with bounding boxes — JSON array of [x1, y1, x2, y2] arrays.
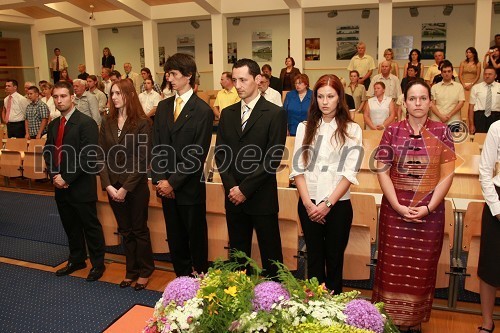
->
[[151, 53, 213, 277], [262, 64, 283, 95], [43, 81, 106, 281], [215, 58, 287, 278]]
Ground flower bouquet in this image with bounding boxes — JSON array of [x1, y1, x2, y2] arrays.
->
[[143, 252, 399, 333]]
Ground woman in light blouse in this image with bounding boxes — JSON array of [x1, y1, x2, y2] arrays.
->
[[477, 121, 500, 333], [290, 74, 362, 294], [345, 70, 367, 112], [364, 82, 395, 130], [40, 82, 59, 122]]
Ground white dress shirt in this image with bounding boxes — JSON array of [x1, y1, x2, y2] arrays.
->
[[4, 92, 29, 122], [290, 120, 362, 201], [480, 120, 500, 216], [470, 81, 500, 111], [174, 89, 194, 116], [139, 90, 161, 116], [261, 87, 283, 107], [367, 73, 402, 100]]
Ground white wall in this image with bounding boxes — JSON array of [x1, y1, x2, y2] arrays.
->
[[46, 31, 84, 80], [2, 27, 35, 83]]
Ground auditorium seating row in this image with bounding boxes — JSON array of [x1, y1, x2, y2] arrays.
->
[[0, 137, 47, 185]]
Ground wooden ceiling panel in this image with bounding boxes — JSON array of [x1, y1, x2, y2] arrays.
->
[[67, 0, 120, 12], [142, 0, 192, 6], [15, 6, 56, 19]]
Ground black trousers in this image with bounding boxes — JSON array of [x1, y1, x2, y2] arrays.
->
[[161, 199, 208, 277], [108, 182, 155, 279], [474, 110, 500, 134], [298, 199, 353, 294], [7, 121, 25, 138], [226, 211, 283, 278], [363, 78, 371, 91], [53, 71, 60, 83], [56, 200, 106, 269]]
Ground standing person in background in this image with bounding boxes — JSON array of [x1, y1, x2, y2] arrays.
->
[[99, 79, 154, 291], [345, 70, 367, 113], [378, 48, 399, 78], [77, 64, 89, 80], [279, 57, 301, 92], [102, 47, 115, 70], [43, 81, 106, 282], [87, 75, 108, 118], [123, 62, 142, 93], [73, 79, 101, 126], [372, 79, 455, 333], [160, 71, 175, 100], [483, 47, 500, 83], [283, 73, 313, 136], [258, 74, 283, 107], [213, 71, 240, 121], [59, 69, 72, 85], [140, 68, 162, 94], [215, 58, 287, 279], [403, 49, 423, 78], [459, 47, 481, 93], [24, 86, 49, 139], [2, 79, 29, 138], [424, 50, 457, 85], [262, 64, 282, 95], [347, 42, 376, 90], [151, 53, 213, 277], [290, 74, 362, 294], [40, 82, 59, 122], [468, 67, 500, 134], [50, 48, 68, 83], [139, 78, 161, 120], [401, 65, 418, 93], [477, 117, 500, 333], [101, 68, 113, 98]]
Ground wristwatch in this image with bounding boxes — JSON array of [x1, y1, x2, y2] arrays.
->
[[323, 198, 332, 208]]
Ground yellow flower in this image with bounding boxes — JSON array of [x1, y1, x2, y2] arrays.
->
[[204, 292, 216, 302], [224, 285, 237, 297]]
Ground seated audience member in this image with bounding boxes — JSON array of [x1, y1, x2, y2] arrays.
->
[[430, 60, 465, 131], [2, 79, 29, 138], [364, 81, 395, 130], [160, 71, 175, 100], [258, 73, 283, 107], [468, 67, 500, 134], [25, 86, 50, 139], [213, 72, 240, 120], [345, 70, 367, 112], [140, 68, 162, 94], [139, 78, 161, 120], [483, 47, 500, 83], [401, 65, 418, 93], [284, 73, 313, 136], [262, 64, 282, 94], [110, 70, 122, 84]]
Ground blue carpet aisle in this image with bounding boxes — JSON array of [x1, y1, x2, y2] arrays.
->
[[0, 263, 161, 333]]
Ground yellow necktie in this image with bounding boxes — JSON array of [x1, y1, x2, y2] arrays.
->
[[174, 97, 183, 121]]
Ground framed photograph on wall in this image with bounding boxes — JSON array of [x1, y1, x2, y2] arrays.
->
[[177, 34, 195, 58], [421, 40, 446, 59], [336, 25, 359, 60], [305, 38, 320, 61], [252, 31, 272, 62]]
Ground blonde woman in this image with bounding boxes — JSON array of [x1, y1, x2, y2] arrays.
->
[[379, 48, 399, 78]]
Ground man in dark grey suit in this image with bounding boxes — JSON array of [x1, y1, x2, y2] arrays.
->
[[151, 53, 213, 277], [215, 58, 287, 278], [43, 81, 106, 282]]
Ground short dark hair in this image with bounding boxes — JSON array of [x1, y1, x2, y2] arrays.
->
[[261, 73, 270, 80], [28, 86, 39, 94], [6, 79, 18, 87], [407, 65, 418, 72], [222, 71, 232, 80], [88, 75, 98, 82], [440, 60, 453, 71], [54, 48, 60, 52], [164, 53, 197, 87], [349, 70, 360, 77], [54, 81, 74, 95], [110, 70, 122, 79], [233, 58, 260, 78], [286, 57, 295, 66], [484, 66, 497, 73], [144, 77, 155, 85], [374, 81, 386, 90], [404, 78, 430, 102], [262, 64, 272, 72]]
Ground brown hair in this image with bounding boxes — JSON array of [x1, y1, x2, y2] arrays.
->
[[108, 79, 149, 127], [302, 74, 353, 165], [294, 73, 310, 88]]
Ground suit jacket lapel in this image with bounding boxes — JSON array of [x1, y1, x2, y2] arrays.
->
[[172, 95, 195, 133], [166, 98, 174, 131], [63, 110, 79, 141], [230, 101, 243, 138], [108, 118, 120, 144]]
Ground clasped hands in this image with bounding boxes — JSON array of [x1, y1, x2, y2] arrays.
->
[[396, 204, 429, 223], [305, 200, 331, 225], [228, 186, 246, 206], [156, 180, 175, 199], [53, 174, 69, 189], [106, 185, 128, 203]]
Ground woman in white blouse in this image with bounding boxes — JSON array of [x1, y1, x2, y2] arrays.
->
[[364, 81, 395, 130], [477, 121, 500, 333], [40, 82, 60, 122], [290, 74, 362, 294]]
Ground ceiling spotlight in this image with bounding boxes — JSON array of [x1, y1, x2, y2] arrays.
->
[[191, 20, 200, 29], [361, 9, 370, 19], [409, 7, 419, 17], [327, 10, 338, 18], [232, 17, 240, 26], [494, 2, 500, 14], [89, 4, 95, 20], [443, 4, 453, 16]]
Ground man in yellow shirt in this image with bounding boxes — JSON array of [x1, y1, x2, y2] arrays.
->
[[213, 72, 240, 121]]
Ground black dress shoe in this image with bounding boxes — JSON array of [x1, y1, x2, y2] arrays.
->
[[134, 281, 148, 291], [86, 266, 105, 282], [119, 280, 134, 288], [55, 262, 87, 276]]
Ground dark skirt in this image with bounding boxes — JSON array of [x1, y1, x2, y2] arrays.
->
[[372, 190, 444, 327], [478, 187, 500, 287]]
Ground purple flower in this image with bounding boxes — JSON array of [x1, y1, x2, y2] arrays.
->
[[162, 277, 200, 306], [343, 299, 384, 333], [252, 281, 290, 312]]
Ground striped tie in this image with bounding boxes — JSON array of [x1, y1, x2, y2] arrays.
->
[[485, 84, 492, 118], [241, 104, 250, 130]]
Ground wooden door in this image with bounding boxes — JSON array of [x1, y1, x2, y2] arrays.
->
[[0, 38, 23, 100]]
